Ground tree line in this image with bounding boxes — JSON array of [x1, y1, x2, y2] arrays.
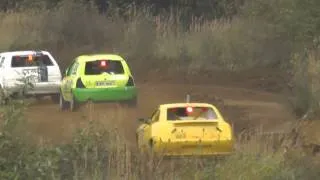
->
[[0, 0, 244, 19]]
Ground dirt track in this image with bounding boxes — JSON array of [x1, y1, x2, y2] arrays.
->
[[24, 81, 296, 145]]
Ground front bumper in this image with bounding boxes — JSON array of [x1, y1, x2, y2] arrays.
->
[[152, 139, 234, 156], [73, 86, 137, 102]]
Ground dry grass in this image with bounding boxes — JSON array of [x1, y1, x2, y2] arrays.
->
[[289, 47, 320, 118], [0, 1, 287, 74], [0, 1, 319, 179], [1, 97, 319, 180]]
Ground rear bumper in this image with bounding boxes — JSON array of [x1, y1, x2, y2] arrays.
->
[[3, 81, 61, 96], [73, 86, 137, 102], [152, 139, 234, 156]]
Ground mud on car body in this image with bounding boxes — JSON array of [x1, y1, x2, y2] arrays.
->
[[136, 102, 234, 157], [59, 54, 138, 111], [0, 50, 62, 103]]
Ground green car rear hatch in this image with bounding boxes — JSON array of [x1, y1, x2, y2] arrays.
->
[[79, 59, 131, 88], [72, 56, 137, 102]]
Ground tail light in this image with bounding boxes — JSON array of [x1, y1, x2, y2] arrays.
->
[[76, 78, 86, 88], [126, 76, 135, 86], [186, 106, 193, 113]]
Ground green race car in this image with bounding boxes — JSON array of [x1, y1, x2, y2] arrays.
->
[[59, 54, 138, 111]]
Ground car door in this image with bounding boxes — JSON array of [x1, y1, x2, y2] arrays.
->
[[0, 55, 5, 74], [44, 52, 62, 83], [0, 55, 5, 87], [142, 109, 160, 149], [33, 52, 60, 84], [61, 60, 79, 101]]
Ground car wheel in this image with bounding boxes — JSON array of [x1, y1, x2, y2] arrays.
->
[[0, 97, 8, 105], [136, 134, 141, 151], [59, 93, 69, 111], [51, 94, 60, 104], [0, 95, 8, 105], [148, 139, 155, 157], [70, 95, 79, 112], [0, 86, 8, 105], [127, 96, 138, 108], [35, 95, 43, 101]]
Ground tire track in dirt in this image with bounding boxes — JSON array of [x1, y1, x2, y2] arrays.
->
[[24, 83, 296, 145]]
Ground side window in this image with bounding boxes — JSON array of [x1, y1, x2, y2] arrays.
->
[[71, 62, 79, 75], [66, 60, 77, 76], [151, 109, 160, 123], [66, 65, 73, 76]]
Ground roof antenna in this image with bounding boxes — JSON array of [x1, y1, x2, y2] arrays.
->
[[186, 94, 190, 103]]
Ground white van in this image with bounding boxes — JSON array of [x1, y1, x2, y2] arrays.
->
[[0, 50, 62, 102]]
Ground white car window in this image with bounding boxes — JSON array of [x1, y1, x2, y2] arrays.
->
[[11, 54, 54, 68]]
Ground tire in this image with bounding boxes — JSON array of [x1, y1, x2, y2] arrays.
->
[[147, 139, 155, 158], [50, 94, 60, 104], [35, 95, 43, 101], [70, 95, 79, 112], [59, 93, 69, 111], [136, 134, 141, 152], [136, 134, 139, 146], [0, 87, 9, 105], [148, 139, 154, 150], [127, 96, 138, 108], [0, 97, 8, 105]]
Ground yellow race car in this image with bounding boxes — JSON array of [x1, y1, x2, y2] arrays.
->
[[136, 101, 235, 157]]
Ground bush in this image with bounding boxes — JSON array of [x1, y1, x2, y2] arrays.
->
[[290, 48, 320, 118]]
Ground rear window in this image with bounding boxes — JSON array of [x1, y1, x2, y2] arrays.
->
[[11, 54, 53, 67], [167, 107, 217, 121], [84, 60, 124, 75]]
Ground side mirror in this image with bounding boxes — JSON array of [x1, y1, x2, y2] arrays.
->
[[138, 118, 150, 124], [64, 68, 69, 76], [138, 118, 146, 123]]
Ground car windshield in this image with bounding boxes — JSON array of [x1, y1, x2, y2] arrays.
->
[[84, 60, 124, 75], [167, 107, 218, 121], [11, 54, 53, 67]]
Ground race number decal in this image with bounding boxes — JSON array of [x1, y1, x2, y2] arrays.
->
[[22, 69, 39, 84]]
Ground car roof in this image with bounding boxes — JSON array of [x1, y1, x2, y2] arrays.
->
[[76, 54, 125, 62], [160, 103, 215, 109], [0, 50, 50, 56]]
